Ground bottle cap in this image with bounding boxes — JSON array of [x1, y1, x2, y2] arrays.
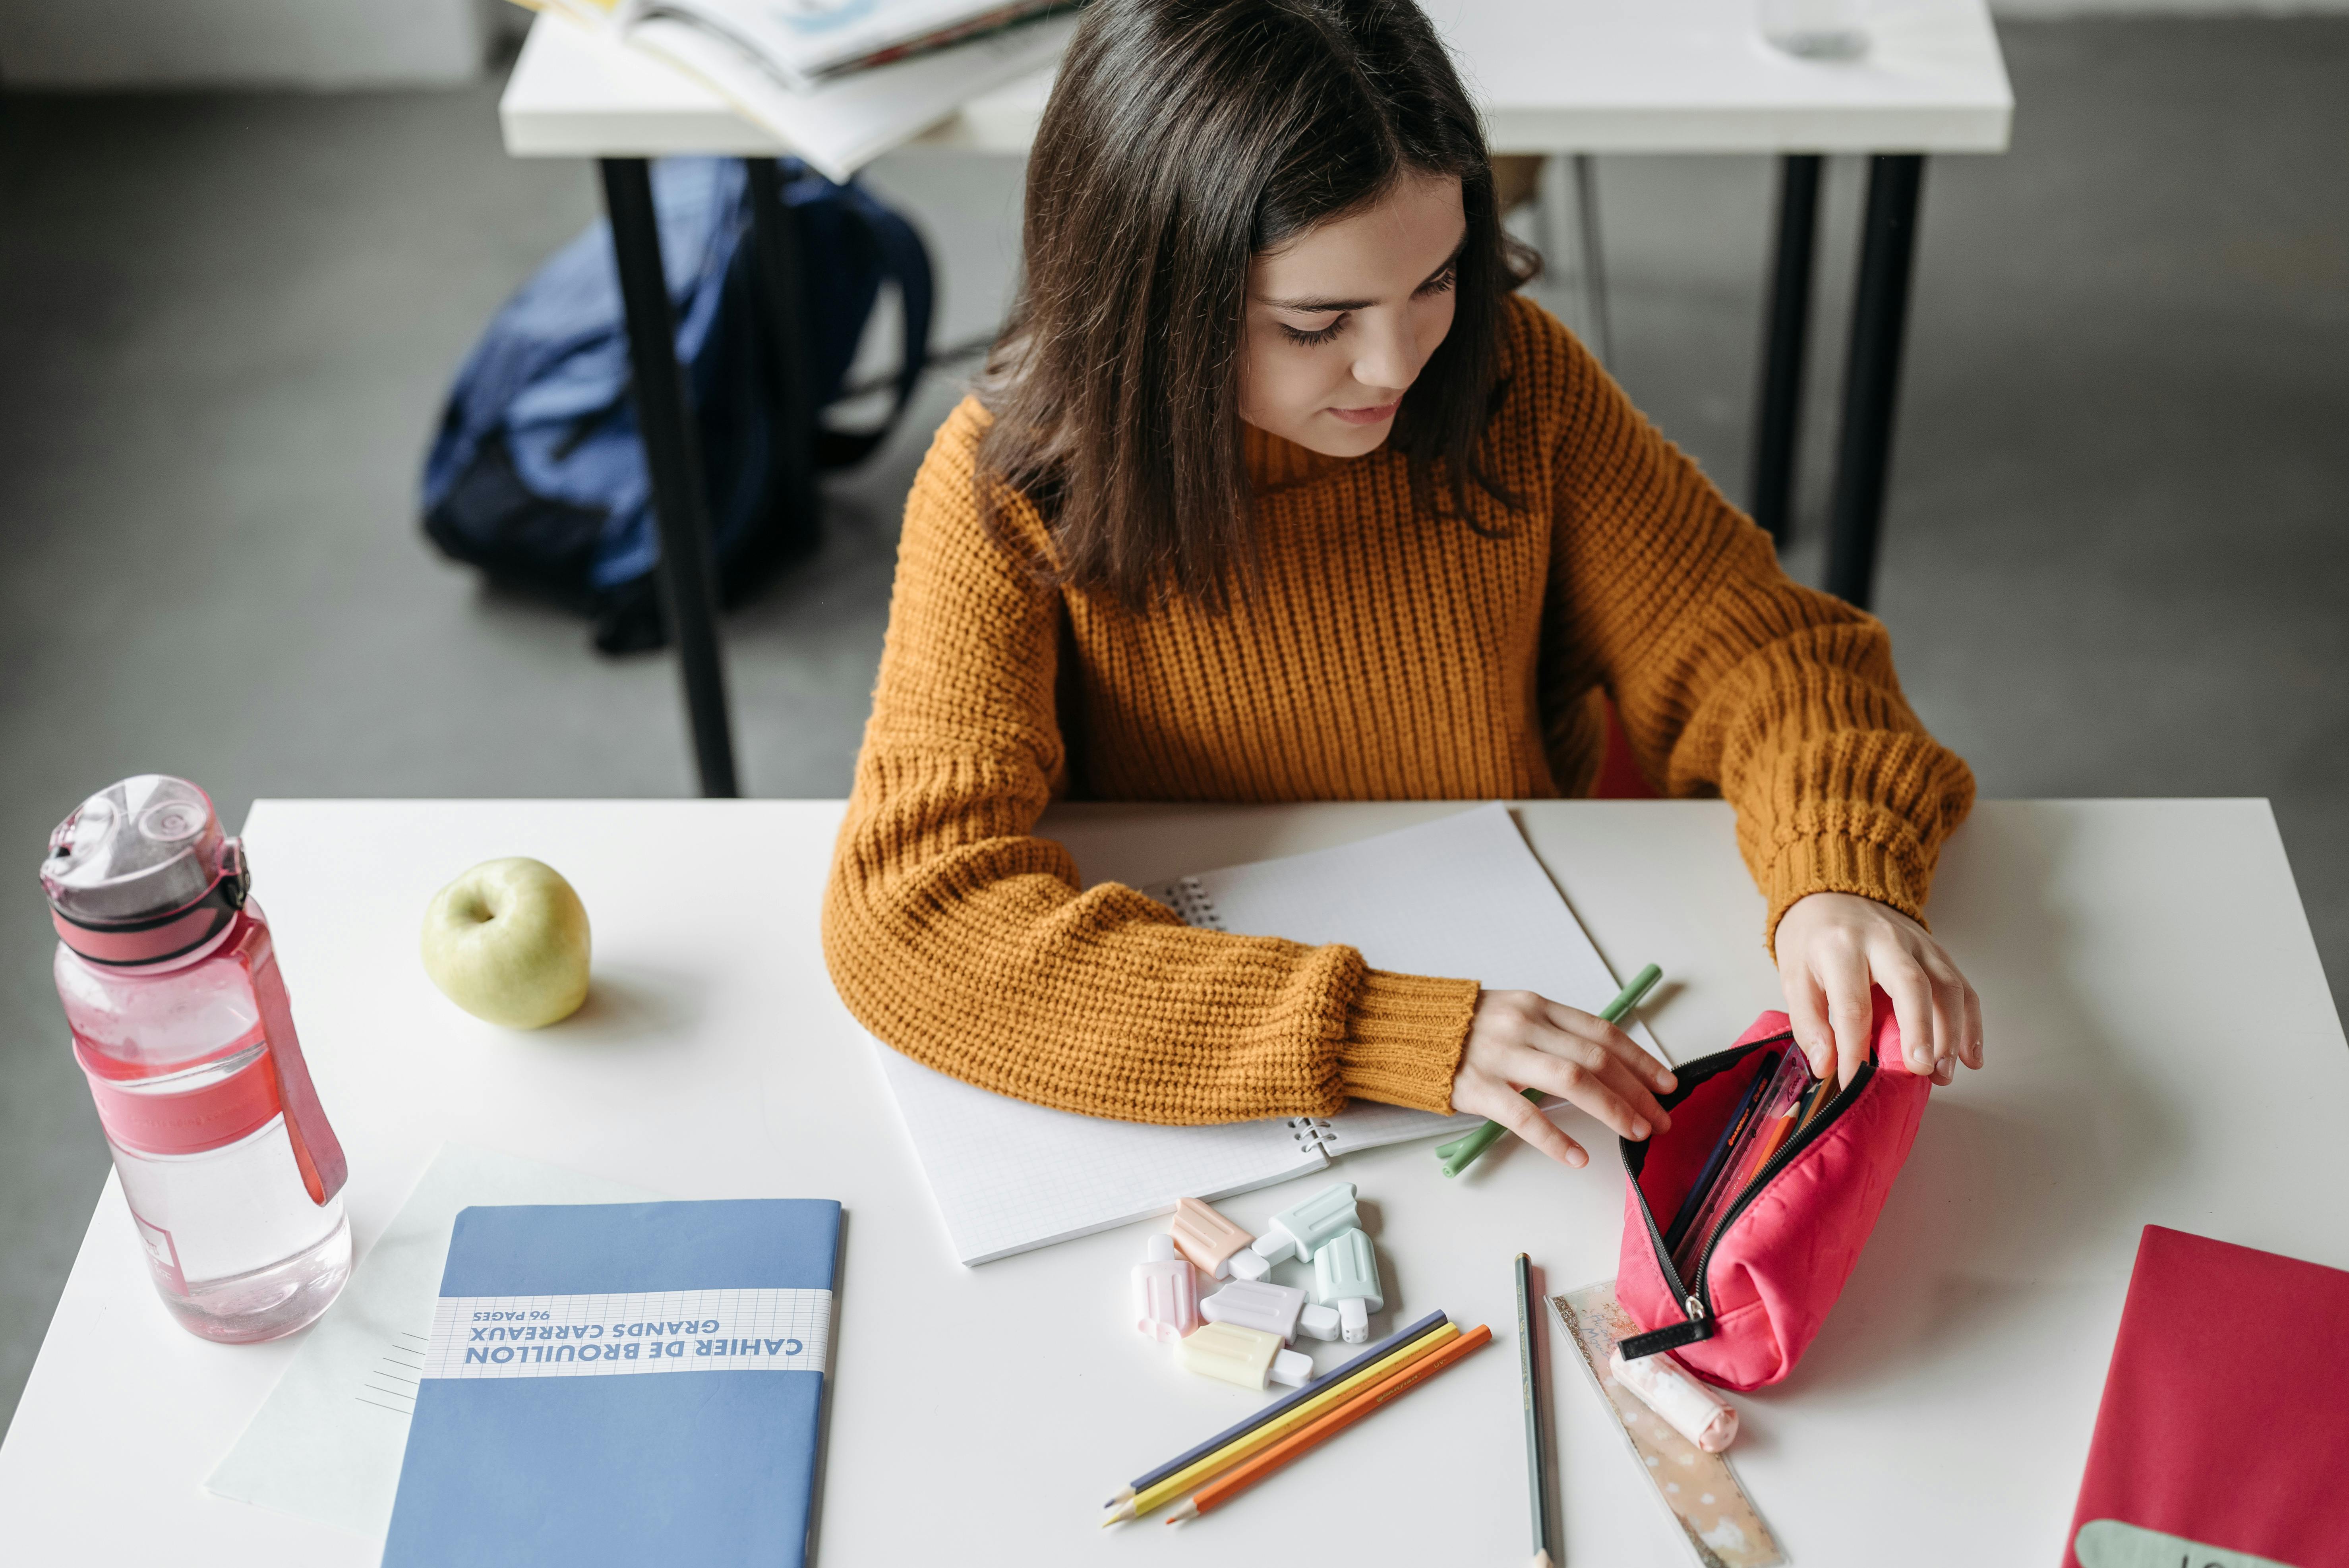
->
[[41, 775, 247, 965]]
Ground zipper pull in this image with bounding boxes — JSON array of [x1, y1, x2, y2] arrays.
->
[[1685, 1294, 1706, 1321]]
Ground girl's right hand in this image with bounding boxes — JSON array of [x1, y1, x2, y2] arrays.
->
[[1448, 989, 1678, 1168]]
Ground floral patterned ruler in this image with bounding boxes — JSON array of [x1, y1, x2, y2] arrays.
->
[[1550, 1281, 1787, 1568]]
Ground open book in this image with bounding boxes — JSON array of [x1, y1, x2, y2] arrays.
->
[[532, 0, 1074, 179], [873, 803, 1663, 1264]]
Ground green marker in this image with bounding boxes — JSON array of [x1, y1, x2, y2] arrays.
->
[[1438, 963, 1663, 1178]]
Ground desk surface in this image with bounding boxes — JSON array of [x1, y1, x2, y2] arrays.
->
[[501, 0, 2013, 161], [4, 799, 2341, 1563]]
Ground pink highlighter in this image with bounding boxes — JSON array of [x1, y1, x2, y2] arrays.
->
[[1134, 1234, 1200, 1342]]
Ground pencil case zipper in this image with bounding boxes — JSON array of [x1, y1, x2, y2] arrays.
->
[[1617, 1032, 1877, 1361]]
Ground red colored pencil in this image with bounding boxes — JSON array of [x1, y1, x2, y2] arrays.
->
[[1165, 1324, 1495, 1522]]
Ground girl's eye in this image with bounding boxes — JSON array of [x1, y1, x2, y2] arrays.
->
[[1279, 315, 1346, 346], [1416, 264, 1457, 297]]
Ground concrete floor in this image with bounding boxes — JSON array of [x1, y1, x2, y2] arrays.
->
[[1, 19, 2343, 1433]]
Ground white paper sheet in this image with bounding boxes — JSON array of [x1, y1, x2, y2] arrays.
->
[[203, 1145, 660, 1540], [877, 804, 1658, 1265]]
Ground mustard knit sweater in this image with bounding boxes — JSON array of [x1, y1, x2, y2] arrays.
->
[[822, 296, 1974, 1125]]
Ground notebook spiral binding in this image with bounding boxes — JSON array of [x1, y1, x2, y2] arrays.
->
[[1145, 876, 1224, 931], [1287, 1118, 1338, 1151]]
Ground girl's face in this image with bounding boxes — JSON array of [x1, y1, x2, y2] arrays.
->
[[1238, 171, 1466, 459]]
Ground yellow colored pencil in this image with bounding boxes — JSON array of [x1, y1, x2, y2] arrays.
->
[[1101, 1322, 1465, 1524]]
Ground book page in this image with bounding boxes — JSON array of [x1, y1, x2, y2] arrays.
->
[[873, 1046, 1326, 1265], [1174, 802, 1664, 1156]]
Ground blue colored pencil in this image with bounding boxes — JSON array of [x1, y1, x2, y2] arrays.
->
[[1105, 1309, 1451, 1508]]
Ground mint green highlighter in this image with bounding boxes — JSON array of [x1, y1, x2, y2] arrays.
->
[[1248, 1181, 1360, 1268], [1311, 1227, 1385, 1344]]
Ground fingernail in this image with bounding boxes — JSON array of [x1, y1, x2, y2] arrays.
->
[[1909, 1049, 1931, 1073], [1655, 1070, 1676, 1090], [1567, 1148, 1588, 1168], [1632, 1119, 1650, 1139]]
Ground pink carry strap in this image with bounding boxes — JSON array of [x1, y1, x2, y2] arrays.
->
[[230, 918, 346, 1206]]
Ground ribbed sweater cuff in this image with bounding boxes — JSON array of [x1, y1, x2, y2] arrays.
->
[[1762, 832, 1927, 953], [1337, 970, 1480, 1114]]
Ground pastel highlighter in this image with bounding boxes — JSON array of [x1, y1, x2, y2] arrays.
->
[[1134, 1234, 1200, 1343], [1249, 1181, 1359, 1268], [1609, 1346, 1739, 1453], [1177, 1321, 1313, 1392], [1199, 1278, 1341, 1343], [1310, 1226, 1385, 1343], [1171, 1197, 1264, 1281]]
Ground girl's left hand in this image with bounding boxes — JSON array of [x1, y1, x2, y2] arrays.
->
[[1774, 891, 1983, 1089]]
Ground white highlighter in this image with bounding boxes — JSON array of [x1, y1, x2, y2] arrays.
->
[[1200, 1278, 1342, 1343], [1309, 1226, 1384, 1344], [1133, 1233, 1199, 1343], [1248, 1181, 1360, 1268]]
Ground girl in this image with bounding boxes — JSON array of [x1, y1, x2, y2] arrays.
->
[[823, 0, 1981, 1170]]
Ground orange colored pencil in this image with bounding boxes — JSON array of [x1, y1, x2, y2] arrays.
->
[[1165, 1324, 1494, 1523]]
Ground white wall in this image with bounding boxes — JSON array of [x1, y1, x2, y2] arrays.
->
[[0, 0, 491, 88]]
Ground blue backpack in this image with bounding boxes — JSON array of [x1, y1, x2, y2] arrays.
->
[[422, 157, 933, 652]]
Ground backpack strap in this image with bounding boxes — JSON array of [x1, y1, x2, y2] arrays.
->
[[816, 181, 936, 470]]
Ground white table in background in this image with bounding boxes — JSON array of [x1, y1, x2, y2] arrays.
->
[[496, 2, 2014, 794], [3, 798, 2343, 1564]]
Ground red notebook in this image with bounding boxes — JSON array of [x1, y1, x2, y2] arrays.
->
[[2065, 1225, 2349, 1568]]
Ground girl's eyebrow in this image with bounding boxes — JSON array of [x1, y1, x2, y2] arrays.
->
[[1261, 237, 1467, 314]]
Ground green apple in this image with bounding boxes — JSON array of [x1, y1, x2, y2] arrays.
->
[[420, 858, 592, 1029]]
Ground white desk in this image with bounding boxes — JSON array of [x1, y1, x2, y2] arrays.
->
[[493, 4, 2012, 796], [3, 799, 2343, 1563], [499, 0, 2013, 157]]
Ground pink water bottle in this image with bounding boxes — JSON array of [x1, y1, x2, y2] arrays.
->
[[42, 775, 352, 1343]]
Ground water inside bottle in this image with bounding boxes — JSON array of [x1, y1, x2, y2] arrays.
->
[[110, 1112, 352, 1343]]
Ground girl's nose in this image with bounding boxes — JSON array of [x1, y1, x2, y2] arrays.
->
[[1349, 311, 1417, 393]]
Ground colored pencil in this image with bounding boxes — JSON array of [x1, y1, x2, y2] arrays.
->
[[1660, 1051, 1778, 1255], [1516, 1255, 1554, 1568], [1165, 1324, 1496, 1522], [1103, 1309, 1450, 1510], [1440, 963, 1663, 1176], [1103, 1322, 1465, 1523]]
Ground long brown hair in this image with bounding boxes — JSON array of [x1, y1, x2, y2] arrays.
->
[[977, 0, 1533, 608]]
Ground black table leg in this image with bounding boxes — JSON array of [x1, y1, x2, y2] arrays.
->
[[743, 159, 820, 552], [598, 157, 740, 799], [1748, 153, 1823, 547], [1823, 153, 1927, 611]]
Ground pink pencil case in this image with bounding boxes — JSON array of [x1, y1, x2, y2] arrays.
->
[[1615, 991, 1930, 1391]]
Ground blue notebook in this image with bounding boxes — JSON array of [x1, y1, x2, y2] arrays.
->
[[382, 1199, 842, 1568]]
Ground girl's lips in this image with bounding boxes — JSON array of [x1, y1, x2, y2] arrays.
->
[[1326, 397, 1402, 427]]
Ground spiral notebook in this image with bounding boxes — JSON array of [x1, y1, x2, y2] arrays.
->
[[874, 804, 1660, 1264]]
